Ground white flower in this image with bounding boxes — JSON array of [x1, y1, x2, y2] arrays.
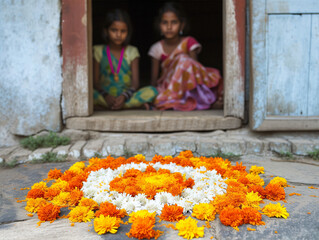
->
[[154, 192, 175, 205]]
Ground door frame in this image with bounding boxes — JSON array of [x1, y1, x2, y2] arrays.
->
[[61, 0, 246, 125]]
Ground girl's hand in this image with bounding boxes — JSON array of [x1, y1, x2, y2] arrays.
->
[[105, 95, 116, 108], [112, 95, 126, 110]]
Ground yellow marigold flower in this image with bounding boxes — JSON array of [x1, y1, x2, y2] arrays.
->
[[31, 181, 47, 191], [51, 180, 70, 192], [78, 198, 99, 211], [134, 154, 145, 161], [176, 217, 205, 239], [94, 215, 122, 235], [262, 203, 289, 219], [68, 206, 94, 222], [128, 210, 156, 223], [249, 166, 264, 175], [192, 203, 216, 221], [69, 162, 85, 174], [246, 174, 264, 186], [269, 177, 288, 187], [242, 192, 262, 210], [51, 192, 71, 206], [25, 198, 47, 213], [164, 155, 173, 160]]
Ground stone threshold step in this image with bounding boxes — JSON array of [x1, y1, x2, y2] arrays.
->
[[66, 110, 242, 132]]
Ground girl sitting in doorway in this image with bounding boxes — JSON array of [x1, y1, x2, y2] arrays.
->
[[93, 9, 157, 110], [148, 2, 223, 111]]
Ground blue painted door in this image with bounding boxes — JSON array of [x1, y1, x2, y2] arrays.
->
[[250, 0, 319, 130]]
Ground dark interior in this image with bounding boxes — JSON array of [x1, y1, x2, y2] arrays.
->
[[92, 0, 223, 87]]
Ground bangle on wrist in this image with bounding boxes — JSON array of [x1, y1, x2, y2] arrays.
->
[[121, 88, 135, 101], [99, 90, 108, 97]]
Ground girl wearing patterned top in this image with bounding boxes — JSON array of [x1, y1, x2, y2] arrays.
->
[[93, 9, 157, 110]]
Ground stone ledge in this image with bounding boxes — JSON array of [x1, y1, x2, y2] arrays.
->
[[65, 110, 241, 132]]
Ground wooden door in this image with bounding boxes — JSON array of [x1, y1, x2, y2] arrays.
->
[[250, 0, 319, 131]]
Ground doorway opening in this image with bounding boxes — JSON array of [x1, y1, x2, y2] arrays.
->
[[92, 0, 223, 87]]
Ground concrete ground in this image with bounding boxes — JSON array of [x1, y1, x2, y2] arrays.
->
[[0, 153, 318, 240]]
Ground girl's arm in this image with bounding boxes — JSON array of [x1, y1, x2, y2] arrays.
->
[[130, 57, 139, 90], [151, 57, 160, 86], [189, 49, 198, 61]]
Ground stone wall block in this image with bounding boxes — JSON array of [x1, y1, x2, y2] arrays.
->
[[152, 140, 176, 156], [6, 147, 32, 164], [175, 140, 196, 154], [102, 139, 125, 157], [68, 141, 87, 160], [266, 138, 292, 153], [52, 144, 72, 156], [220, 138, 246, 155], [289, 139, 317, 155], [245, 138, 264, 154], [196, 139, 220, 157], [27, 148, 53, 162], [60, 129, 90, 142], [82, 139, 105, 158], [125, 139, 149, 156]]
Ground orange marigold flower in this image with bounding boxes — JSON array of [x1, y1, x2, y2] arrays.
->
[[78, 198, 99, 211], [248, 185, 267, 199], [127, 216, 163, 240], [308, 186, 318, 189], [37, 203, 61, 221], [265, 183, 285, 201], [145, 165, 157, 173], [192, 203, 216, 221], [231, 162, 246, 172], [160, 204, 185, 222], [219, 206, 244, 228], [242, 207, 265, 225], [69, 188, 83, 206], [179, 150, 194, 158], [47, 168, 63, 180], [44, 188, 60, 201], [26, 189, 45, 199], [95, 202, 127, 219]]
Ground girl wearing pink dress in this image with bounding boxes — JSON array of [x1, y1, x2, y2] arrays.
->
[[148, 2, 223, 111]]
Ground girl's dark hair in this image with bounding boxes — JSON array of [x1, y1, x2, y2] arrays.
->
[[155, 2, 189, 37], [103, 9, 132, 45]]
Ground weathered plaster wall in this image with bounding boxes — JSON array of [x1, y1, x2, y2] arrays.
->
[[0, 0, 62, 147]]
